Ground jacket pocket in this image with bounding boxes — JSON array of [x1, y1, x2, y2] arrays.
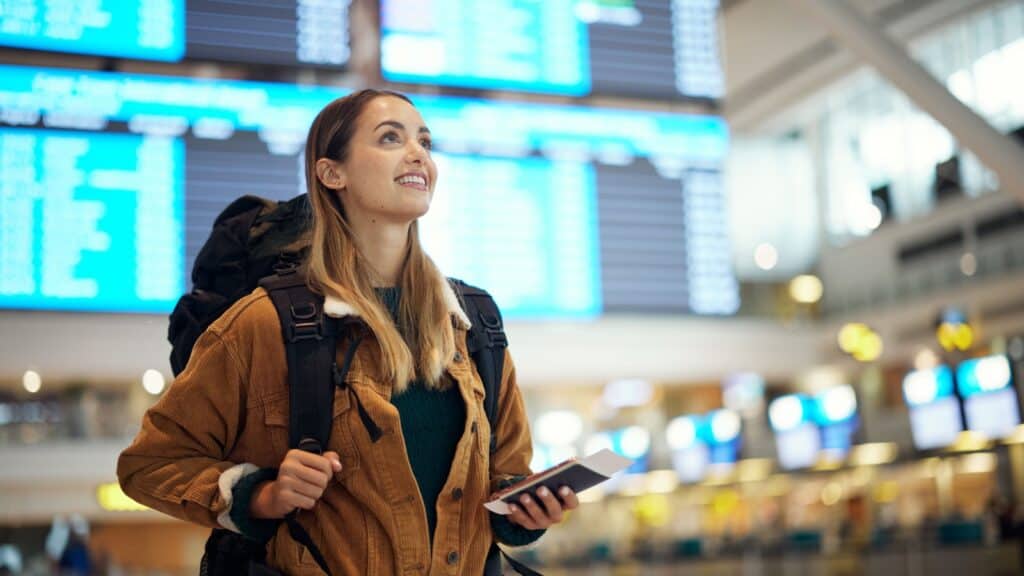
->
[[261, 390, 359, 481]]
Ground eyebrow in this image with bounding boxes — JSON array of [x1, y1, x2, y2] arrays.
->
[[374, 120, 430, 134]]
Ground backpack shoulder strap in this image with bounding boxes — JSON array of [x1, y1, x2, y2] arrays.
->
[[258, 267, 338, 576], [259, 268, 339, 453], [450, 279, 508, 455], [450, 280, 540, 576]]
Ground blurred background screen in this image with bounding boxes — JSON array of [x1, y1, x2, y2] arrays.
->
[[380, 0, 723, 99], [0, 0, 352, 67]]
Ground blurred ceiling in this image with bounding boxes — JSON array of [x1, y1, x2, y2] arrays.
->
[[720, 0, 1001, 133]]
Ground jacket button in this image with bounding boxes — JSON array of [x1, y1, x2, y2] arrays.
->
[[454, 351, 464, 362], [447, 551, 459, 565], [452, 487, 463, 501]]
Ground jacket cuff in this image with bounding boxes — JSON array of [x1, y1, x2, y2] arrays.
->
[[490, 474, 546, 547], [217, 464, 281, 542], [490, 512, 546, 547]]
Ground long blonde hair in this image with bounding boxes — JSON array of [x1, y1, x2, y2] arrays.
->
[[303, 90, 456, 392]]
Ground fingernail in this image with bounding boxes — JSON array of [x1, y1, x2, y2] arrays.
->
[[509, 504, 518, 513], [537, 487, 549, 497], [520, 495, 530, 504], [332, 459, 342, 470], [559, 487, 570, 497]]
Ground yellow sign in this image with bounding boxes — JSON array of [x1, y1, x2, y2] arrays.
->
[[936, 322, 973, 352], [96, 483, 148, 512], [838, 323, 883, 362]]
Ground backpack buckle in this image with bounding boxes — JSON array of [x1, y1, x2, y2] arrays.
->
[[287, 303, 323, 341], [480, 313, 507, 348], [485, 327, 508, 348]]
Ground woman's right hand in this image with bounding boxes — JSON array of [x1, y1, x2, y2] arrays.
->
[[250, 449, 342, 519]]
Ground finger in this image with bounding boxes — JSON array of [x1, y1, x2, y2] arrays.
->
[[322, 451, 343, 473], [278, 487, 313, 510], [506, 504, 539, 530], [534, 487, 563, 523], [280, 460, 330, 489], [518, 493, 548, 527], [290, 491, 317, 508], [558, 486, 580, 510], [289, 450, 335, 478], [278, 476, 325, 500]]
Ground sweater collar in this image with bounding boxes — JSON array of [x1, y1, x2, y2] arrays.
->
[[322, 279, 472, 330]]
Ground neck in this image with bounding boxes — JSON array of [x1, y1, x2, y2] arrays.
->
[[347, 218, 410, 287]]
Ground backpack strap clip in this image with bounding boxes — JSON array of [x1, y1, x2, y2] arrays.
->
[[479, 312, 508, 349], [286, 302, 325, 342]]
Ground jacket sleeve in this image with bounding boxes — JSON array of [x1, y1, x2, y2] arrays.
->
[[488, 349, 546, 545], [488, 349, 533, 491], [117, 326, 254, 530]]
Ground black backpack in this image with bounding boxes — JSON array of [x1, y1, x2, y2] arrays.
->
[[172, 194, 537, 576]]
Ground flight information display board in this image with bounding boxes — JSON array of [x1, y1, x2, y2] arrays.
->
[[0, 64, 734, 317], [381, 0, 723, 99], [0, 128, 184, 313], [0, 0, 185, 61], [0, 0, 351, 67]]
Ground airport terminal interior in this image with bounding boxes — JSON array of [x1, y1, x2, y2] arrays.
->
[[1, 0, 1024, 574]]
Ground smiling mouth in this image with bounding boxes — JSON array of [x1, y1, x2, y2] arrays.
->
[[396, 174, 428, 191]]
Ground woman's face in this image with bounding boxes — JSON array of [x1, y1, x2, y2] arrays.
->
[[324, 95, 437, 226]]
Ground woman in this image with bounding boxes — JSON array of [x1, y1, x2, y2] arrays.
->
[[118, 89, 578, 575]]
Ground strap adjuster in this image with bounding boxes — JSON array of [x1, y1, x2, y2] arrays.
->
[[287, 319, 323, 342]]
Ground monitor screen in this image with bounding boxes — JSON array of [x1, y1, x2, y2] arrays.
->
[[769, 394, 821, 470], [0, 65, 735, 318], [813, 385, 858, 457], [0, 1, 351, 68], [0, 0, 185, 61], [957, 355, 1020, 439], [908, 397, 963, 450], [671, 443, 709, 483], [903, 366, 965, 450], [380, 0, 723, 99], [776, 423, 821, 471]]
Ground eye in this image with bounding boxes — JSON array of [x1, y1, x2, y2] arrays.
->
[[380, 131, 401, 144], [419, 137, 433, 150]]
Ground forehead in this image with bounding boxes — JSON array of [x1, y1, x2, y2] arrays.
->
[[357, 96, 427, 131]]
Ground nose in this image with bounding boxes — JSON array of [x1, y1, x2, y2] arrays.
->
[[406, 140, 428, 164]]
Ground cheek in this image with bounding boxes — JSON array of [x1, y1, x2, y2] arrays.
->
[[427, 160, 439, 188]]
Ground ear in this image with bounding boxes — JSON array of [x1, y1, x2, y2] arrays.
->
[[315, 158, 347, 191]]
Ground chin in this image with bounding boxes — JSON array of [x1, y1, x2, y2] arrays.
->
[[393, 203, 431, 223]]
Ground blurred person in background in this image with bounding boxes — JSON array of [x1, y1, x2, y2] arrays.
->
[[45, 514, 92, 576], [117, 89, 578, 575], [0, 544, 22, 575]]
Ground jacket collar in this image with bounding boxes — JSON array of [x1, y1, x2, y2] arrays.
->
[[322, 279, 472, 330]]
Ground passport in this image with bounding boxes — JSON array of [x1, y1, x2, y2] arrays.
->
[[484, 449, 633, 514]]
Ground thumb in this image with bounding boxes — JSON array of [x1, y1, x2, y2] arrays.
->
[[323, 451, 342, 472]]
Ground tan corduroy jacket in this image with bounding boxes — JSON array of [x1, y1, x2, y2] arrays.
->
[[117, 282, 535, 576]]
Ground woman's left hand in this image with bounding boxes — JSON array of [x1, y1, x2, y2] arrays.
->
[[505, 486, 579, 530]]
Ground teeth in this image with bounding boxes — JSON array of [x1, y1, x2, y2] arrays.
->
[[397, 175, 426, 186]]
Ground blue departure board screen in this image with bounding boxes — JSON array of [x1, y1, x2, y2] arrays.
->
[[0, 64, 733, 317], [0, 0, 185, 61], [0, 128, 184, 313], [0, 1, 351, 68], [381, 0, 723, 99], [420, 156, 601, 318], [382, 0, 590, 95]]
